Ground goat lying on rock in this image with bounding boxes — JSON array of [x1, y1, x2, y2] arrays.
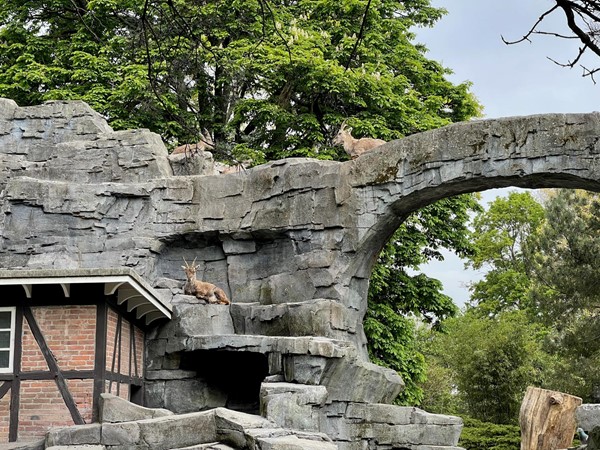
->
[[171, 130, 214, 156], [182, 258, 230, 305], [333, 121, 386, 159]]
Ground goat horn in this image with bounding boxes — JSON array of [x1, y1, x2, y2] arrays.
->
[[192, 257, 197, 267]]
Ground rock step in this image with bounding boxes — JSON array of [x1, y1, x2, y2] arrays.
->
[[172, 444, 235, 450], [46, 446, 105, 450], [45, 403, 336, 450]]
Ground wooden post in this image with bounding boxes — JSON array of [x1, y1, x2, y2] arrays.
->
[[520, 386, 582, 450]]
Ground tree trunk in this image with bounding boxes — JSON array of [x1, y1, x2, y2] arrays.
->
[[520, 386, 582, 450]]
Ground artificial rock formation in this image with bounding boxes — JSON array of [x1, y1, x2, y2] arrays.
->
[[3, 98, 600, 449]]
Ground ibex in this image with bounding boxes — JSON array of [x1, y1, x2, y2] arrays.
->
[[171, 130, 214, 156], [333, 121, 386, 159], [181, 258, 230, 305]]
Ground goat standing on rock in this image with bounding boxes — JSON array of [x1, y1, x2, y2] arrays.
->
[[333, 121, 386, 159], [182, 258, 230, 305]]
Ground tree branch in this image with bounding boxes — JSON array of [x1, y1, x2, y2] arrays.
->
[[345, 0, 373, 70], [502, 5, 561, 45], [556, 0, 600, 59]]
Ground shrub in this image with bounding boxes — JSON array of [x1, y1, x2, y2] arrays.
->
[[459, 417, 521, 450]]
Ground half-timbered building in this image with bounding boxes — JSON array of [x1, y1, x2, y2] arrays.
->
[[0, 269, 171, 442]]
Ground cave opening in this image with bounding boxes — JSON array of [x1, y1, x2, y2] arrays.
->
[[180, 349, 270, 415]]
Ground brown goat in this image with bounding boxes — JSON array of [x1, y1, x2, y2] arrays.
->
[[181, 258, 230, 305], [333, 121, 386, 159], [171, 130, 214, 156]]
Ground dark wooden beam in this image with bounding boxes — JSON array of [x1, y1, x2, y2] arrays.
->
[[9, 307, 23, 442], [105, 372, 143, 386], [19, 370, 95, 380], [92, 301, 107, 423], [23, 306, 84, 425]]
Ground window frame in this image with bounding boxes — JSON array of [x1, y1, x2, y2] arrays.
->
[[0, 307, 16, 373]]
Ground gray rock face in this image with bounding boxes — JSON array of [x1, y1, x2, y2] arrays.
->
[[578, 404, 600, 433], [47, 403, 336, 450], [99, 393, 173, 423], [4, 100, 600, 356], [5, 99, 600, 449]]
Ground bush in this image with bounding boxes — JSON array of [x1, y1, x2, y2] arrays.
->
[[459, 417, 521, 450]]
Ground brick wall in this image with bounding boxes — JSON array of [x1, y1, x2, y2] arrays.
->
[[18, 380, 71, 439], [29, 306, 96, 371], [105, 381, 129, 400], [0, 383, 10, 442], [5, 305, 146, 442], [106, 308, 118, 372], [106, 308, 144, 377], [68, 379, 94, 423], [105, 308, 145, 398], [134, 326, 144, 377], [16, 306, 98, 439], [21, 320, 48, 371]]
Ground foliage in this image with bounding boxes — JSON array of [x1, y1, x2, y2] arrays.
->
[[0, 0, 481, 161], [423, 309, 549, 424], [465, 191, 545, 316], [366, 194, 481, 405], [526, 189, 600, 401], [458, 417, 521, 450], [528, 189, 600, 320], [421, 188, 600, 421]]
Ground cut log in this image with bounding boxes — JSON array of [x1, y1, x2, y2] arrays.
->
[[520, 386, 582, 450]]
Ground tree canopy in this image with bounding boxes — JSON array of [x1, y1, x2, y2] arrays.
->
[[366, 194, 482, 404], [0, 0, 480, 163], [526, 189, 600, 401], [465, 191, 545, 316], [422, 188, 600, 427], [423, 309, 549, 425]]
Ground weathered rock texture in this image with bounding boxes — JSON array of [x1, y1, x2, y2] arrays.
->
[[577, 404, 600, 433], [47, 394, 336, 450], [3, 98, 600, 449]]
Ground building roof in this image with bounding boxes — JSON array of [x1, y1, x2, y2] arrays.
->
[[0, 268, 172, 325]]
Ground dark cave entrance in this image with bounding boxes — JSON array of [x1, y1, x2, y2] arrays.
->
[[180, 350, 270, 414]]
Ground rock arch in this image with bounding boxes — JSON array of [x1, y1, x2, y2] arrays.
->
[[1, 100, 600, 356]]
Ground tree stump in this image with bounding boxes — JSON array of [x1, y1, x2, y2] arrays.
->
[[520, 386, 582, 450]]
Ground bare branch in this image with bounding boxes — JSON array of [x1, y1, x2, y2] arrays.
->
[[582, 64, 600, 83], [546, 45, 587, 67], [556, 0, 600, 59], [345, 0, 373, 70], [502, 5, 561, 45], [532, 30, 579, 39]]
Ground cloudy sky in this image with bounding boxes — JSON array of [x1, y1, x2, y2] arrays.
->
[[415, 0, 600, 307]]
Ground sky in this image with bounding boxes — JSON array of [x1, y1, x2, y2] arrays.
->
[[414, 0, 600, 308]]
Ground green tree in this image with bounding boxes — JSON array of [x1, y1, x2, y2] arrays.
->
[[423, 310, 549, 424], [526, 189, 600, 401], [366, 194, 482, 405], [466, 191, 545, 315], [0, 0, 480, 161]]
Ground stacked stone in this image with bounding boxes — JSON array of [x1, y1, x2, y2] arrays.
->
[[45, 394, 336, 450], [145, 298, 464, 450]]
